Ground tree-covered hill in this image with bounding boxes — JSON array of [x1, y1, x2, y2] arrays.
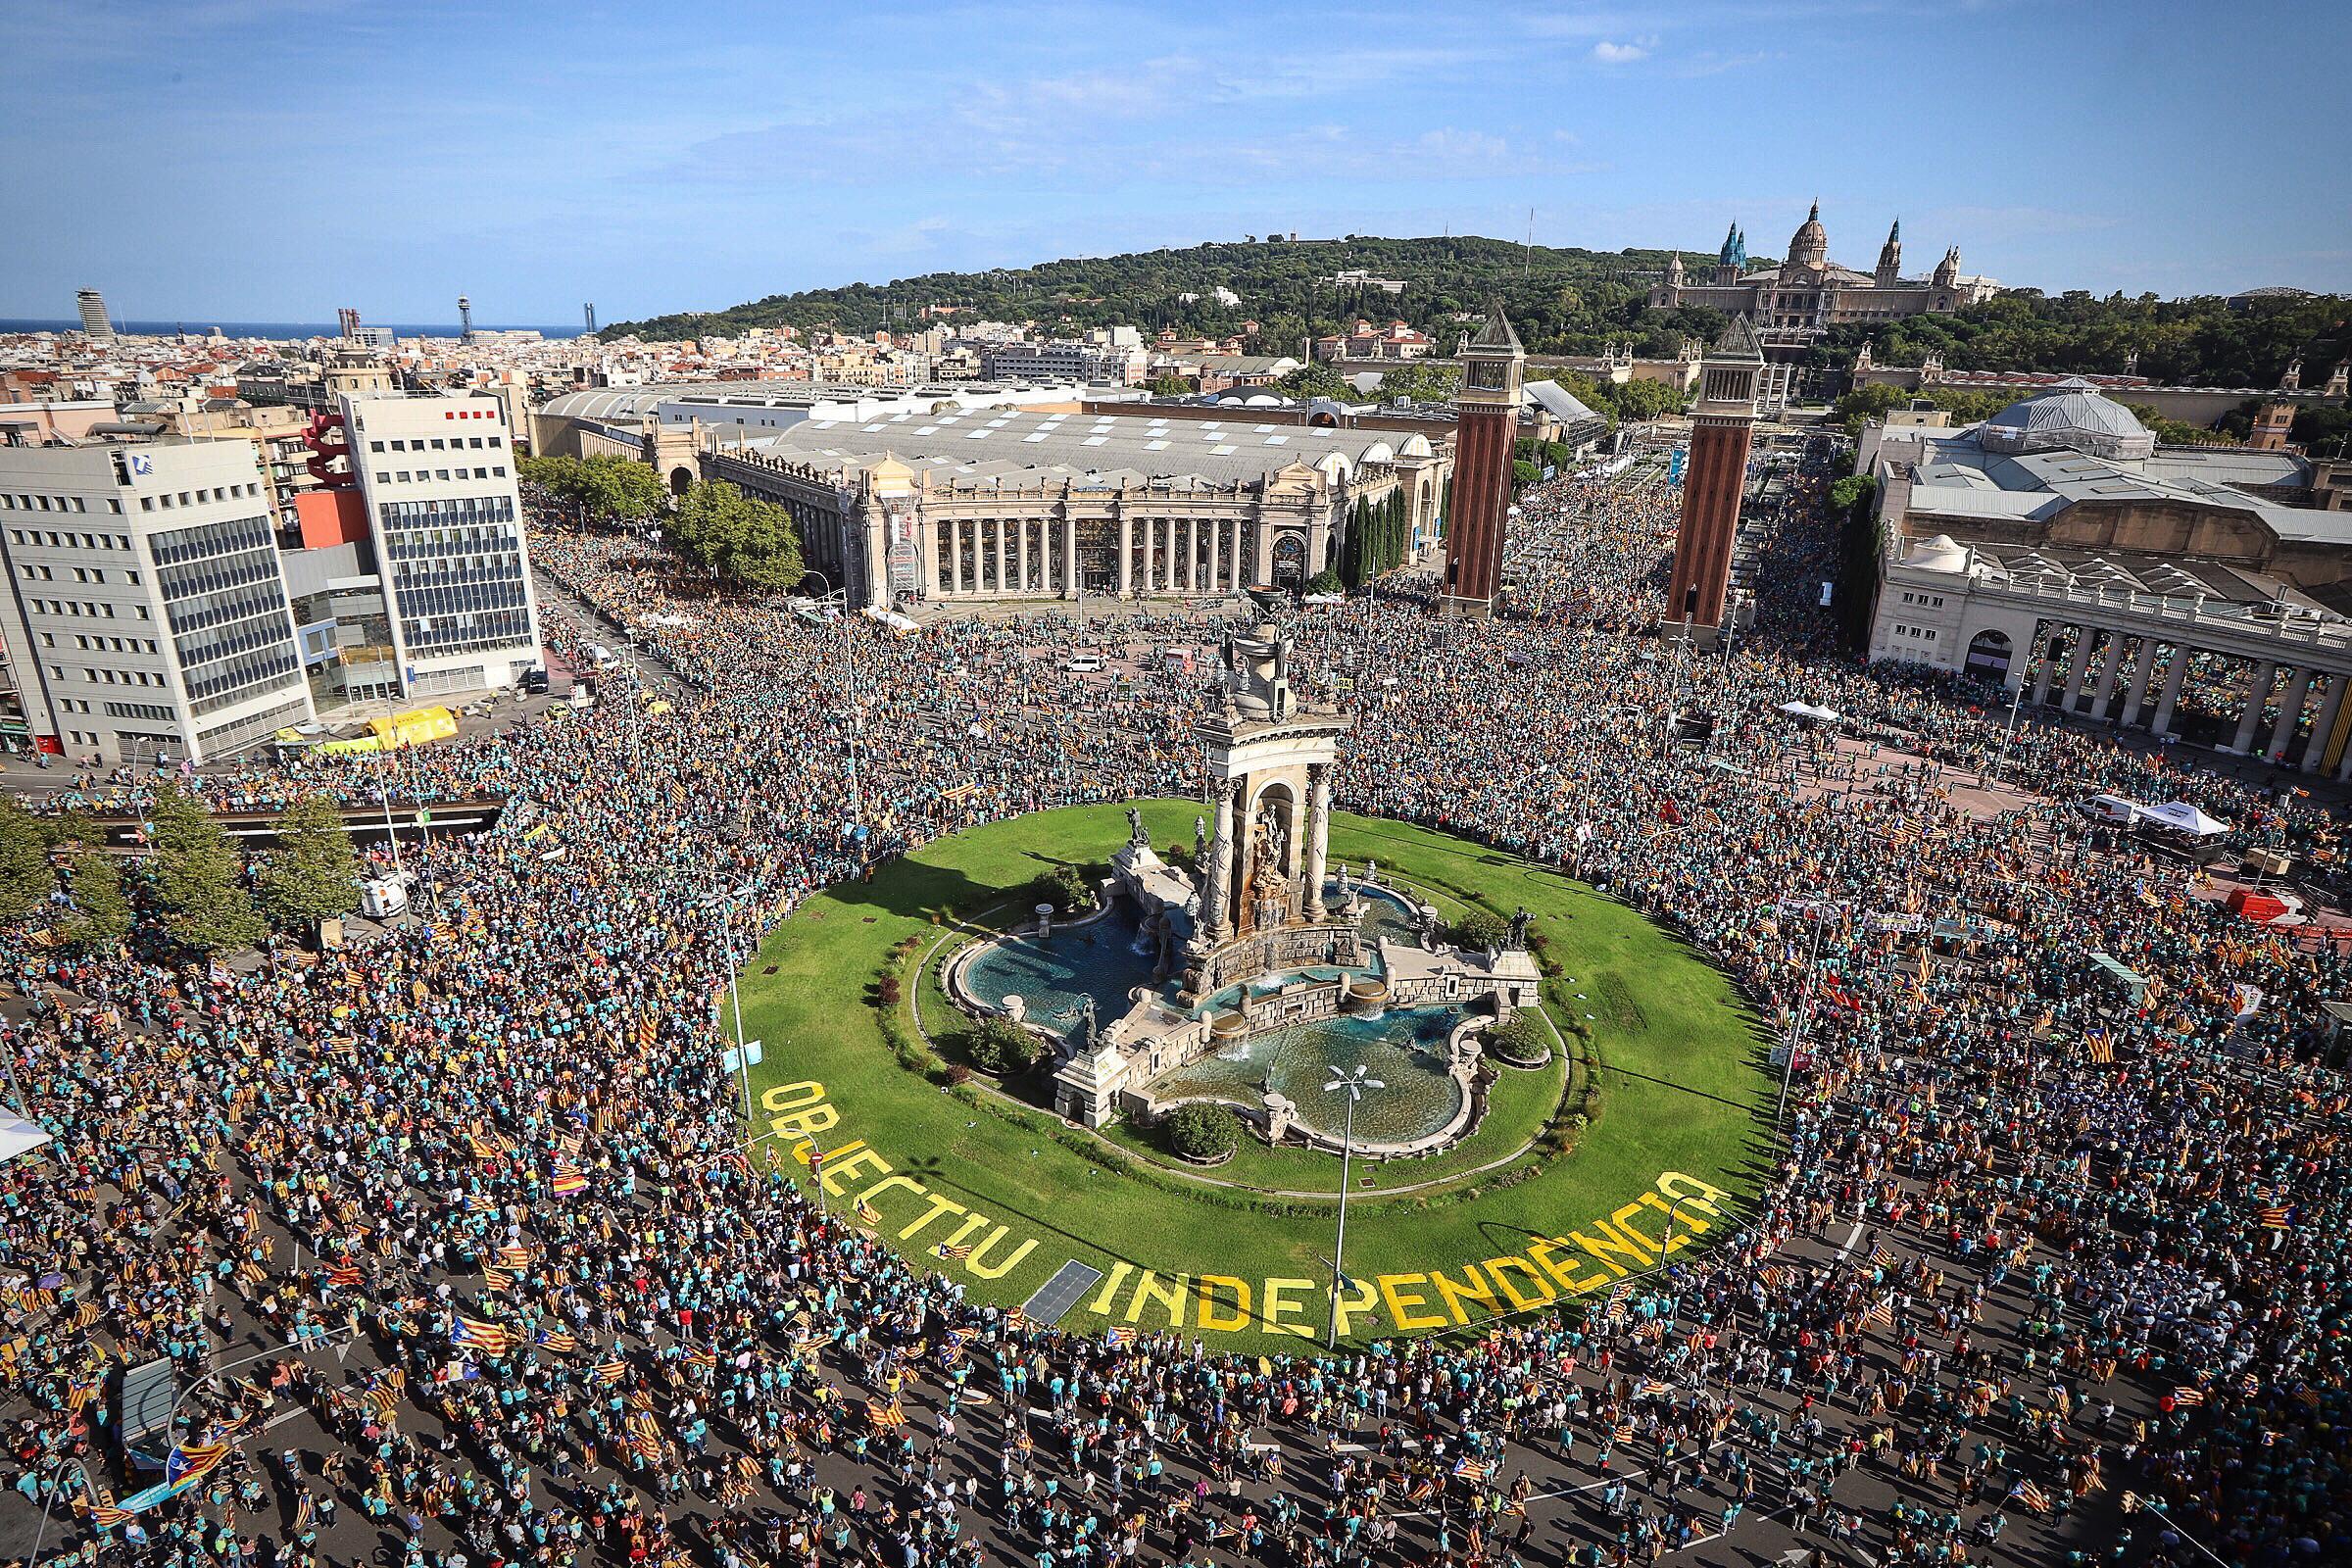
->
[[603, 234, 1713, 358], [605, 234, 2351, 394], [1812, 291, 2350, 392]]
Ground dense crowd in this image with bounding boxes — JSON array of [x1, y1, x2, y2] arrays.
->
[[3, 438, 2348, 1568]]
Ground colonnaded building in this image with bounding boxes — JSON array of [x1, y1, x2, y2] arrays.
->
[[533, 387, 1453, 609], [1858, 379, 2352, 773]]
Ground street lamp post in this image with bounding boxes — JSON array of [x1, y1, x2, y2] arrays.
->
[[803, 571, 866, 842], [1776, 903, 1838, 1134], [1322, 1064, 1384, 1349], [706, 877, 758, 1132], [1991, 683, 2025, 792]]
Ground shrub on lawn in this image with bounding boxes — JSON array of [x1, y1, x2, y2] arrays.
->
[[964, 1014, 1047, 1076], [1486, 1011, 1549, 1066], [1024, 864, 1095, 916], [875, 974, 903, 1007], [1451, 910, 1509, 951], [1164, 1103, 1241, 1161]]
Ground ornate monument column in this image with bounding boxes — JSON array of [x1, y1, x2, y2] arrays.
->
[[1301, 763, 1330, 920], [1200, 779, 1237, 943], [1185, 623, 1352, 986]]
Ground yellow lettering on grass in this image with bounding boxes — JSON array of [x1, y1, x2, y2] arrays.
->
[[962, 1226, 1037, 1281], [1125, 1270, 1190, 1328], [1529, 1238, 1613, 1296], [1195, 1277, 1251, 1333], [1260, 1278, 1316, 1339], [1486, 1256, 1557, 1312], [1330, 1278, 1380, 1342], [1085, 1263, 1134, 1316], [895, 1192, 968, 1242], [1431, 1265, 1501, 1325], [853, 1175, 925, 1214], [1657, 1171, 1731, 1212], [760, 1081, 827, 1113], [818, 1143, 890, 1195], [1641, 1192, 1709, 1250], [767, 1103, 839, 1142], [1379, 1273, 1446, 1333], [1570, 1220, 1654, 1277]]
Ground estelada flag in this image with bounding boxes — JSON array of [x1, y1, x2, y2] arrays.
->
[[454, 1316, 512, 1354]]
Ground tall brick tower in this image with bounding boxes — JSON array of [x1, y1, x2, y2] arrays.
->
[[1663, 316, 1764, 640], [1441, 304, 1524, 617]]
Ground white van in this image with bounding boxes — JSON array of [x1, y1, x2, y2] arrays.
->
[[2082, 794, 2140, 826], [1061, 652, 1104, 674]]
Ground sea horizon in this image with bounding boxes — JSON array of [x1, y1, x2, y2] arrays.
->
[[0, 318, 591, 340]]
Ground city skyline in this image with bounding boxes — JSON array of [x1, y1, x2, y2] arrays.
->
[[4, 0, 2346, 323]]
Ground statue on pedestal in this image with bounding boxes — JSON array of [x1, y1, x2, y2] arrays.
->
[[1126, 806, 1150, 849]]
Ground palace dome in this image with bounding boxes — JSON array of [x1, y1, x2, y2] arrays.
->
[[1978, 377, 2156, 460], [1787, 201, 1828, 270]]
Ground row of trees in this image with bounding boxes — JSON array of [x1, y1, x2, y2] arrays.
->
[[1333, 489, 1412, 588], [0, 788, 364, 956], [1814, 291, 2352, 392], [517, 453, 670, 523], [662, 479, 807, 592]]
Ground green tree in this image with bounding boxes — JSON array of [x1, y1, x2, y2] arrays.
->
[[1377, 363, 1460, 405], [1164, 1103, 1240, 1161], [1147, 373, 1193, 398], [255, 796, 363, 929], [517, 454, 582, 495], [0, 797, 53, 926], [573, 454, 669, 521], [665, 480, 806, 591], [963, 1014, 1047, 1075], [1274, 363, 1351, 401], [1605, 377, 1688, 422], [1452, 909, 1511, 950], [144, 781, 266, 954], [58, 848, 131, 952]]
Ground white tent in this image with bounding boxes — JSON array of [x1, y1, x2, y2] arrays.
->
[[2141, 800, 2230, 837], [1777, 701, 1841, 722], [0, 1113, 52, 1166]]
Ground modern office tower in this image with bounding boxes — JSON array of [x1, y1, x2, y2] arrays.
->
[[337, 393, 542, 696], [0, 438, 314, 764], [77, 289, 115, 341]]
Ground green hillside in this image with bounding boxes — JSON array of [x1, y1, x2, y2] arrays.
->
[[603, 234, 1729, 358], [607, 233, 2352, 395]]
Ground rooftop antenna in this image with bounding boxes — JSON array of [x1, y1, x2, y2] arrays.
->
[[458, 295, 474, 344], [1525, 207, 1535, 277]]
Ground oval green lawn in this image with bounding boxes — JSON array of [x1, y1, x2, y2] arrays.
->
[[738, 801, 1773, 1348]]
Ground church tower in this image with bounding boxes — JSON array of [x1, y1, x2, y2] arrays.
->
[[1441, 304, 1523, 618], [2249, 401, 2296, 452], [1875, 219, 1902, 286], [1663, 316, 1763, 641]]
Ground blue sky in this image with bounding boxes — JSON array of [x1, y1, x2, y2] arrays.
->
[[5, 0, 2345, 323]]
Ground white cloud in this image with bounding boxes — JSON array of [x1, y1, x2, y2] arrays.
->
[[1592, 38, 1653, 63]]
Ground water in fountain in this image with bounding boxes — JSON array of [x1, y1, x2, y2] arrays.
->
[[1152, 1004, 1466, 1145], [957, 904, 1158, 1047]]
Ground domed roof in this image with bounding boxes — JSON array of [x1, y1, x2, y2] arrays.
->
[[1788, 201, 1828, 268], [1979, 377, 2156, 460]]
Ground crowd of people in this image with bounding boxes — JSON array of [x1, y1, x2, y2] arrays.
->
[[2, 435, 2348, 1568]]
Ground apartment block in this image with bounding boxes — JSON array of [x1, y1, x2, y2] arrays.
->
[[0, 438, 314, 764], [339, 393, 542, 696]]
